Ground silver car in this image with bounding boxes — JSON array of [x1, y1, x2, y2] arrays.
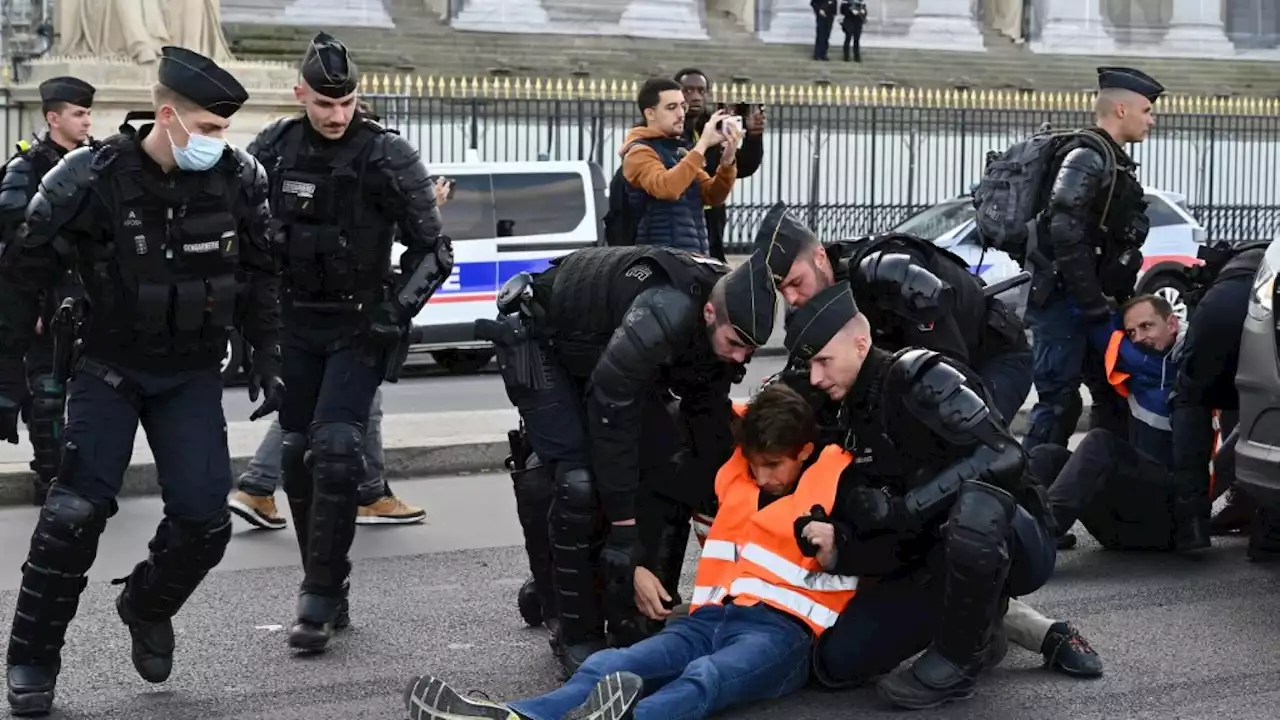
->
[[1232, 236, 1280, 505]]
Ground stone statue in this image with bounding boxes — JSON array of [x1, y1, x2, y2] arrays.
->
[[55, 0, 232, 65]]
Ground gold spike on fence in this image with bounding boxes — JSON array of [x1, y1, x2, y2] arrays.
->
[[352, 73, 1280, 116]]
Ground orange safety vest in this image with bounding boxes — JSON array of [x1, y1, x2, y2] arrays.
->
[[689, 444, 858, 635], [690, 400, 752, 547]]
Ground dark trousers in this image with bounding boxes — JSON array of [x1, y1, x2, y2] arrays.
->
[[842, 24, 863, 61], [1024, 295, 1121, 450], [976, 346, 1034, 429], [1031, 430, 1176, 550], [64, 363, 232, 520], [812, 507, 1053, 686], [814, 15, 835, 59], [279, 328, 383, 595]]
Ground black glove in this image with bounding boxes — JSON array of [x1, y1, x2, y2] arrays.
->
[[601, 523, 641, 601], [848, 486, 911, 533], [793, 504, 829, 557], [247, 373, 285, 421], [0, 397, 19, 444], [368, 299, 413, 345]]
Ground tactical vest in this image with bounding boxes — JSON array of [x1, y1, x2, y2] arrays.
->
[[546, 246, 726, 341], [13, 139, 83, 316], [628, 138, 709, 255], [272, 120, 394, 302], [90, 136, 241, 360]]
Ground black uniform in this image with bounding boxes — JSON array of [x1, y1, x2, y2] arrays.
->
[[783, 282, 1055, 709], [839, 0, 866, 62], [811, 0, 838, 60], [245, 33, 451, 653], [1168, 245, 1263, 551], [0, 47, 281, 716], [483, 246, 771, 674], [1023, 68, 1163, 452], [0, 76, 96, 503]]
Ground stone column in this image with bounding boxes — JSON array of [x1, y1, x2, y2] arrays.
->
[[620, 0, 710, 40], [452, 0, 550, 34], [1032, 0, 1115, 55], [1161, 0, 1235, 55], [759, 0, 817, 44], [903, 0, 985, 51]]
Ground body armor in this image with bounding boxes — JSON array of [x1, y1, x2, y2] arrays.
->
[[271, 119, 395, 303]]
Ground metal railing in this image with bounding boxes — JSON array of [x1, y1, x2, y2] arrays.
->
[[6, 75, 1280, 253], [359, 78, 1280, 252]]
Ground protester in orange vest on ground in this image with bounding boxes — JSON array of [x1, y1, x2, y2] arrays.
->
[[402, 383, 863, 720], [1028, 294, 1239, 552], [780, 281, 1057, 711]]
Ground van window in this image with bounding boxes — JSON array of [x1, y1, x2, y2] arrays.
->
[[1144, 195, 1186, 228], [493, 172, 586, 237], [443, 174, 496, 241]]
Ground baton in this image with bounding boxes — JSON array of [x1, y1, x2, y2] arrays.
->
[[983, 272, 1031, 298]]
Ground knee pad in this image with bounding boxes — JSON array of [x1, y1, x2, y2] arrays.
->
[[150, 510, 234, 574], [514, 459, 555, 545], [553, 467, 598, 528], [309, 422, 365, 495], [945, 481, 1017, 574], [32, 485, 111, 573]]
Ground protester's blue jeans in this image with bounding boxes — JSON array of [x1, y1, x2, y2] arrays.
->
[[510, 603, 811, 720]]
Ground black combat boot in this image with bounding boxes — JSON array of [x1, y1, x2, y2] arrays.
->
[[878, 482, 1015, 710], [8, 484, 108, 717], [290, 423, 362, 652], [511, 456, 558, 629], [1247, 507, 1280, 563], [115, 513, 232, 683]]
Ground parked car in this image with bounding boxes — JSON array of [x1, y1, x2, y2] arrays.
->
[[891, 187, 1209, 320], [391, 159, 606, 374], [1227, 234, 1280, 506]]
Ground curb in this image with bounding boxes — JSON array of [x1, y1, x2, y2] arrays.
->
[[0, 406, 1083, 507]]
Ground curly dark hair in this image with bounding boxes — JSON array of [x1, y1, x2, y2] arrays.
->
[[737, 383, 819, 459]]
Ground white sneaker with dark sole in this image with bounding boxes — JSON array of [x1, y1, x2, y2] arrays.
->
[[564, 672, 644, 720], [403, 675, 519, 720]]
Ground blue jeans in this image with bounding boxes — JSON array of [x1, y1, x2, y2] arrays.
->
[[1024, 295, 1091, 451], [510, 604, 811, 720]]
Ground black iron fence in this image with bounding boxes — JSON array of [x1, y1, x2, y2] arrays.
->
[[365, 77, 1280, 253], [6, 77, 1280, 254]]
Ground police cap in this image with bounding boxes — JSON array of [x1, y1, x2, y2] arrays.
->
[[720, 254, 776, 348], [784, 281, 859, 362], [158, 46, 249, 118], [752, 201, 819, 284], [300, 32, 359, 99], [1097, 67, 1165, 102], [39, 76, 95, 108]]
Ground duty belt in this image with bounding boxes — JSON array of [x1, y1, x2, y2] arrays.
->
[[74, 357, 143, 411]]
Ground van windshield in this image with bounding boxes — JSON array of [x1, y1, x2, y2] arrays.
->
[[892, 199, 977, 241]]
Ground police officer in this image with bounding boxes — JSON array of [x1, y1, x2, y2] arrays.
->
[[0, 76, 96, 504], [1168, 243, 1265, 552], [756, 203, 1033, 425], [0, 47, 283, 716], [1023, 67, 1163, 451], [481, 246, 772, 675], [782, 282, 1057, 708], [246, 32, 452, 653]]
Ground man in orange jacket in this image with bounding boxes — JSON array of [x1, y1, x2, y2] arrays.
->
[[402, 383, 863, 720]]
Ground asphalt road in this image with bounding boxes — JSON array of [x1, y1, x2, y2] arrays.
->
[[1, 471, 1276, 719], [219, 355, 790, 419]]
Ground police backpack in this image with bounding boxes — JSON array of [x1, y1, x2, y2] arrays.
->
[[601, 139, 658, 247], [972, 126, 1117, 264]]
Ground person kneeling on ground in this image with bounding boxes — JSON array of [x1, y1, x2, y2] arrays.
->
[[404, 382, 862, 720]]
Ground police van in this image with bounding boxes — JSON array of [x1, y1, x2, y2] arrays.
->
[[221, 159, 607, 381]]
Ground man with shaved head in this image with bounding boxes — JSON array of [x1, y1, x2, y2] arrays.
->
[[246, 32, 454, 653], [780, 282, 1057, 710], [1021, 68, 1162, 463]]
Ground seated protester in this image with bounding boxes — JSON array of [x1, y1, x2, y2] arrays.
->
[[620, 77, 739, 254], [404, 383, 861, 720], [782, 282, 1057, 710], [1034, 294, 1239, 552]]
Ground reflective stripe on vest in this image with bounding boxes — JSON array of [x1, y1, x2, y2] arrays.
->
[[1104, 330, 1171, 432], [689, 444, 857, 635]]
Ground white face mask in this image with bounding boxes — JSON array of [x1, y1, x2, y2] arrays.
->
[[166, 109, 226, 172]]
